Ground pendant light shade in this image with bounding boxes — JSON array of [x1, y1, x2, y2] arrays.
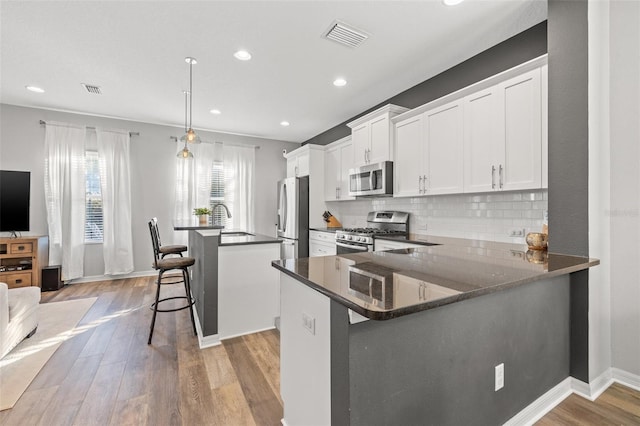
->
[[177, 144, 194, 159]]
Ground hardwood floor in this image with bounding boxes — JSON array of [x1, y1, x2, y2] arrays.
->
[[1, 277, 638, 425], [0, 277, 282, 426]]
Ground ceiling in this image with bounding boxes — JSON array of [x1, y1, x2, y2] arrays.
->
[[1, 1, 547, 143]]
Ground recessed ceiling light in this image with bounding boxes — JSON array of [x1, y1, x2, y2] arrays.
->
[[280, 121, 290, 127], [443, 0, 464, 5], [25, 85, 45, 93], [210, 109, 221, 115], [333, 78, 347, 87], [234, 50, 252, 61]]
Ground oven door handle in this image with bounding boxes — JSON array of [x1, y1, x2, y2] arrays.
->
[[336, 241, 370, 251]]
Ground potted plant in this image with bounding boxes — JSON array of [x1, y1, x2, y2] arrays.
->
[[193, 207, 212, 225]]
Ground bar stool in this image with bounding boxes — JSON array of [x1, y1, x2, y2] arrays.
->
[[148, 220, 197, 345], [151, 217, 187, 284]]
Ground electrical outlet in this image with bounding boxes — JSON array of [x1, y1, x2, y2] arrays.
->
[[495, 363, 504, 391], [508, 228, 525, 237], [302, 312, 315, 335]]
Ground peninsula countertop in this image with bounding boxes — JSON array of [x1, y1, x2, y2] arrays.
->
[[271, 237, 599, 320]]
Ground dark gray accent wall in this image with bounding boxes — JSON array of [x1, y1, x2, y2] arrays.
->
[[347, 276, 571, 426], [330, 300, 350, 425], [304, 21, 547, 146], [189, 230, 219, 336], [547, 0, 590, 382]]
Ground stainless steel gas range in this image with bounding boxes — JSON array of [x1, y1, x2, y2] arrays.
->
[[335, 211, 409, 254]]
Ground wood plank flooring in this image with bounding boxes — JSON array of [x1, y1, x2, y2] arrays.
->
[[0, 277, 282, 426], [1, 277, 639, 425]]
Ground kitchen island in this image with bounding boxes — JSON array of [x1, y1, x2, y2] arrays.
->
[[271, 240, 598, 425], [175, 222, 282, 347]]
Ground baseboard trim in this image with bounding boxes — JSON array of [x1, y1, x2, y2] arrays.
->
[[219, 326, 276, 342], [612, 367, 640, 392], [504, 377, 572, 426], [67, 270, 156, 284], [192, 307, 221, 349], [507, 368, 640, 425]]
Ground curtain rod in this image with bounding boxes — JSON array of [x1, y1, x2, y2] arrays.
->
[[169, 135, 260, 149], [39, 120, 140, 137]]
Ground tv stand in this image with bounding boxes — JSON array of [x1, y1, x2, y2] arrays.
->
[[0, 236, 49, 289]]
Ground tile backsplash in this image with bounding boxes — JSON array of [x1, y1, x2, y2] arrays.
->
[[326, 190, 548, 244]]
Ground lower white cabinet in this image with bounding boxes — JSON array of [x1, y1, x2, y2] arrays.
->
[[310, 230, 337, 257], [374, 239, 422, 251]]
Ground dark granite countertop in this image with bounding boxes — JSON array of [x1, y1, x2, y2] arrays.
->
[[219, 231, 282, 246], [271, 238, 599, 320], [173, 220, 225, 231]]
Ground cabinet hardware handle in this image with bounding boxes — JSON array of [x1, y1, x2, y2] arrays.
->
[[16, 279, 22, 284], [499, 164, 503, 189], [418, 176, 423, 193], [17, 246, 24, 251], [491, 165, 496, 189], [423, 175, 428, 193]]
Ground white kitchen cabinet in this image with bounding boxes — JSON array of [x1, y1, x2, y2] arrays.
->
[[394, 100, 463, 197], [393, 275, 460, 308], [463, 68, 542, 193], [286, 148, 310, 177], [374, 239, 422, 251], [309, 230, 336, 257], [324, 136, 354, 201], [348, 104, 409, 167], [541, 64, 548, 189]]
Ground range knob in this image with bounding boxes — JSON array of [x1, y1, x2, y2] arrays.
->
[[347, 235, 353, 241], [358, 237, 364, 242]]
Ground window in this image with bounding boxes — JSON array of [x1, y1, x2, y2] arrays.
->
[[209, 161, 227, 226], [85, 150, 103, 242]]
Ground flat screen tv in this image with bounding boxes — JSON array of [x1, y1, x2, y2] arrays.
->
[[0, 170, 31, 232]]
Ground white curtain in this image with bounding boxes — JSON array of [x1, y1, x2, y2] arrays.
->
[[96, 128, 134, 275], [173, 143, 217, 244], [223, 144, 255, 232], [43, 121, 86, 280]]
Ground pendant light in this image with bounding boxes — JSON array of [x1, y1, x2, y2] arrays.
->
[[180, 56, 201, 145], [177, 91, 194, 158]]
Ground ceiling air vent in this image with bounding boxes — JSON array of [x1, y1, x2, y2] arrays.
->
[[81, 83, 102, 95], [323, 20, 368, 48]]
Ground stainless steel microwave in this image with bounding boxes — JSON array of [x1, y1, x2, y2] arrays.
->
[[348, 161, 393, 197]]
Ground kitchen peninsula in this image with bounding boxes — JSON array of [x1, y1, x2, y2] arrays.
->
[[175, 222, 282, 346], [272, 239, 598, 425]]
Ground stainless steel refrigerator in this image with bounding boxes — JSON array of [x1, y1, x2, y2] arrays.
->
[[276, 176, 309, 259]]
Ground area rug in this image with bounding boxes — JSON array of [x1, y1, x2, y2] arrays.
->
[[0, 297, 97, 410]]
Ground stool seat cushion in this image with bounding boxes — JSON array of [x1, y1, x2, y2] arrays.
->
[[159, 244, 187, 254], [157, 256, 195, 270]]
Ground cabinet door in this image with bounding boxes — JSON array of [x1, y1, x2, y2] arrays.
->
[[500, 68, 542, 191], [394, 114, 424, 197], [296, 151, 310, 177], [338, 141, 355, 200], [541, 64, 548, 189], [309, 240, 336, 257], [426, 100, 464, 195], [463, 87, 503, 193], [286, 156, 298, 177], [369, 114, 391, 164], [324, 146, 339, 201], [351, 123, 369, 167]]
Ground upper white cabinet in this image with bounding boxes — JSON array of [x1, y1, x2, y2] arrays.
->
[[347, 104, 409, 167], [324, 136, 354, 201], [394, 100, 464, 197], [463, 68, 542, 193], [287, 147, 310, 177]]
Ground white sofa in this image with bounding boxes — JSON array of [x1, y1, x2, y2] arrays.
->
[[0, 282, 40, 359]]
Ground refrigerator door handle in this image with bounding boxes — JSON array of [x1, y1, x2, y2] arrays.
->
[[282, 183, 288, 232]]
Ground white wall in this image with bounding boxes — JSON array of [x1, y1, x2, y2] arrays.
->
[[587, 0, 612, 383], [0, 104, 299, 279], [608, 0, 640, 377]]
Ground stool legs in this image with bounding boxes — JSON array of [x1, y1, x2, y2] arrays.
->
[[148, 270, 164, 344], [183, 268, 197, 336], [148, 267, 197, 345]]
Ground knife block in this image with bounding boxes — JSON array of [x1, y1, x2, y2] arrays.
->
[[327, 216, 342, 228]]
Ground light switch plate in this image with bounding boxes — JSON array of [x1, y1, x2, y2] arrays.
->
[[302, 312, 315, 335]]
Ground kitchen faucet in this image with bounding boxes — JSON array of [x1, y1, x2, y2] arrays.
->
[[212, 203, 232, 219]]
